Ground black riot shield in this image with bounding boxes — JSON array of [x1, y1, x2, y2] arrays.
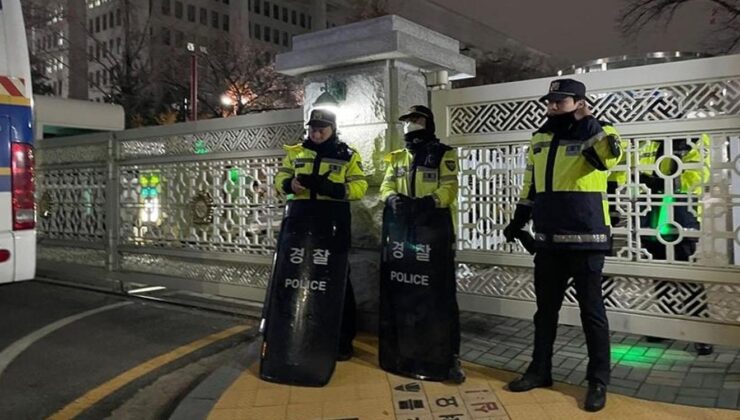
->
[[379, 205, 459, 381], [260, 200, 350, 387]]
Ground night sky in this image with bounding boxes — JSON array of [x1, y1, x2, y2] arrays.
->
[[439, 0, 723, 63]]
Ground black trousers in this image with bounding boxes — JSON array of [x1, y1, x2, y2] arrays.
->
[[526, 249, 611, 386], [339, 273, 356, 352]]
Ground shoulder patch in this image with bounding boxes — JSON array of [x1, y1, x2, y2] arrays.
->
[[445, 160, 456, 171]]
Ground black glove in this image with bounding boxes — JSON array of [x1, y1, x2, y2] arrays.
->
[[503, 205, 532, 243], [412, 196, 436, 213], [315, 171, 346, 199], [386, 194, 411, 216], [639, 173, 664, 193], [296, 174, 318, 190]]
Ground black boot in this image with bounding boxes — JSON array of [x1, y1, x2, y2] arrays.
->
[[447, 357, 466, 384], [694, 343, 714, 356], [507, 374, 553, 392], [584, 382, 607, 412], [337, 345, 353, 361]]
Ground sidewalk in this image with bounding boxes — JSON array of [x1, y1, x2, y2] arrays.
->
[[184, 330, 739, 420]]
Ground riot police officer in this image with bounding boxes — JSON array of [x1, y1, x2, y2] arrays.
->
[[271, 108, 367, 364], [379, 105, 464, 383], [503, 79, 622, 412]]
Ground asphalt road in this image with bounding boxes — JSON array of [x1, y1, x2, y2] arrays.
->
[[0, 280, 252, 419]]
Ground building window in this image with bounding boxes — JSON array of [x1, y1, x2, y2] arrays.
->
[[273, 4, 278, 19], [187, 5, 195, 22], [264, 25, 271, 42], [162, 0, 170, 15], [108, 39, 114, 53], [254, 24, 261, 40], [116, 37, 121, 54], [308, 16, 312, 29], [96, 43, 101, 59], [200, 8, 207, 25], [102, 14, 107, 30], [175, 1, 183, 19], [162, 27, 171, 45], [88, 45, 93, 59], [109, 12, 114, 28], [273, 28, 279, 44], [291, 10, 296, 25], [223, 0, 229, 4], [89, 73, 94, 88], [103, 69, 107, 85], [282, 31, 288, 47], [254, 0, 260, 14], [282, 7, 287, 22], [247, 0, 251, 11], [88, 19, 93, 32], [116, 9, 121, 26], [263, 1, 269, 17], [211, 11, 219, 28], [95, 16, 100, 32], [300, 12, 305, 28], [223, 15, 229, 31], [248, 22, 252, 38], [96, 70, 101, 86], [175, 30, 183, 46]]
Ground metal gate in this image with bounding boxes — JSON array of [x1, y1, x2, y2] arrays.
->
[[434, 54, 740, 345], [36, 109, 303, 303]]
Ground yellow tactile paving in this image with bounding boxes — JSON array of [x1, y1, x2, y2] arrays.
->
[[210, 333, 740, 420]]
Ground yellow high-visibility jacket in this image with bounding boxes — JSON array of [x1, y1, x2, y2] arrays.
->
[[274, 139, 367, 201], [380, 143, 458, 222], [518, 117, 623, 250]]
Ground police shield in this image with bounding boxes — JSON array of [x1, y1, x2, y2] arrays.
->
[[379, 205, 458, 381], [260, 201, 350, 387]]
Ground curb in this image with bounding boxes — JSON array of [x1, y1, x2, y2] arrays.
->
[[169, 335, 262, 420]]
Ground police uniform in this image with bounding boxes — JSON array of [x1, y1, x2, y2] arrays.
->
[[379, 105, 464, 382], [504, 79, 622, 409], [273, 109, 368, 358], [637, 135, 712, 354]]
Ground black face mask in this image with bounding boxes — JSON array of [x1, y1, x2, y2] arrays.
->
[[546, 110, 578, 131]]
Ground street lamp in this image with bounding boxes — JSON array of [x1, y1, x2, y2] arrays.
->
[[186, 42, 208, 121]]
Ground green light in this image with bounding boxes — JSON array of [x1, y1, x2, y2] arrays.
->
[[229, 168, 239, 184], [656, 195, 675, 236], [194, 139, 208, 154], [139, 173, 160, 198]]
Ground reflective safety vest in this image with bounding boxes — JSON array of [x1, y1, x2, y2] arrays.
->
[[637, 135, 710, 196], [274, 141, 368, 201], [380, 146, 458, 221], [519, 118, 623, 250], [638, 135, 710, 236]]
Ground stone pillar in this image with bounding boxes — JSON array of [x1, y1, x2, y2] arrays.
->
[[275, 15, 474, 331]]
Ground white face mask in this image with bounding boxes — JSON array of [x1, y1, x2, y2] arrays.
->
[[403, 121, 425, 134]]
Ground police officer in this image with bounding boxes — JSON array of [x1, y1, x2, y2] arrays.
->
[[638, 134, 713, 355], [274, 108, 368, 361], [379, 105, 464, 383], [503, 79, 622, 412]]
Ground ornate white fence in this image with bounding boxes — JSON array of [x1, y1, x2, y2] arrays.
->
[[36, 55, 740, 344], [36, 109, 303, 301], [434, 54, 740, 344]]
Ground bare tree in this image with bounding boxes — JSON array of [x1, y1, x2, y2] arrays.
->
[[452, 47, 556, 88], [345, 0, 390, 23], [619, 0, 740, 53], [204, 42, 302, 116]]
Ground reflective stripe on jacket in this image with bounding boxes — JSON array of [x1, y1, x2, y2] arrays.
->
[[519, 117, 623, 250]]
